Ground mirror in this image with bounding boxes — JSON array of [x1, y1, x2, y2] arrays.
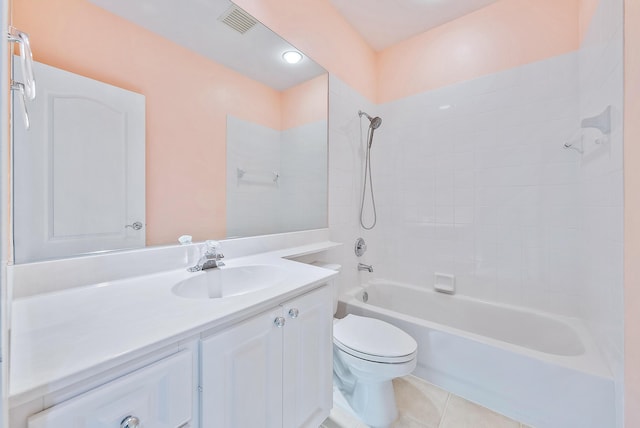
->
[[10, 0, 328, 263]]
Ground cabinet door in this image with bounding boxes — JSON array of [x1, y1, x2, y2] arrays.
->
[[201, 307, 284, 428], [27, 351, 192, 428], [282, 285, 333, 428]]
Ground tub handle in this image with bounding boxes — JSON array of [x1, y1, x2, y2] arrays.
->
[[288, 308, 299, 319]]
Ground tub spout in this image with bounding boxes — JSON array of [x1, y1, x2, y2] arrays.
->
[[358, 263, 373, 272]]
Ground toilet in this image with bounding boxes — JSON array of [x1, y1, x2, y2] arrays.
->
[[314, 262, 418, 428], [333, 314, 417, 427]]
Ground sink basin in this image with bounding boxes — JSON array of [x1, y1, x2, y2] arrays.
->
[[172, 265, 287, 299]]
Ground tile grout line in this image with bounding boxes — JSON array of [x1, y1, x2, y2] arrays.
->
[[437, 392, 452, 428]]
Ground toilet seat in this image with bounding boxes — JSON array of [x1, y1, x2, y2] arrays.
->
[[334, 314, 417, 364]]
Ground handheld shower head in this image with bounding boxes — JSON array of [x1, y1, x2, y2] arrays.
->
[[369, 116, 382, 129], [359, 110, 382, 149], [359, 110, 382, 130]]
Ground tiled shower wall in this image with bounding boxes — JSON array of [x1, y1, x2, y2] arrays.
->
[[226, 116, 327, 238], [368, 53, 582, 317], [227, 116, 281, 237], [326, 75, 375, 290], [280, 121, 328, 232], [327, 38, 622, 318], [578, 0, 624, 424]]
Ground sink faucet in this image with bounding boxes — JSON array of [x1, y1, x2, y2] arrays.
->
[[358, 263, 373, 273], [188, 240, 225, 272]]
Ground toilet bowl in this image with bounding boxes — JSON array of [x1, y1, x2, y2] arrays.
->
[[310, 261, 418, 427], [332, 314, 417, 428]]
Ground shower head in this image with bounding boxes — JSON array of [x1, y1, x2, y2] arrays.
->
[[359, 110, 382, 149], [359, 110, 382, 130], [369, 116, 382, 129]]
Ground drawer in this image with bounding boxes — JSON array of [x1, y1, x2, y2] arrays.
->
[[28, 350, 192, 428]]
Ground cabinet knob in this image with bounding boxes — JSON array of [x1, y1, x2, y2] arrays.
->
[[288, 308, 299, 319], [274, 316, 286, 327], [121, 415, 141, 428]]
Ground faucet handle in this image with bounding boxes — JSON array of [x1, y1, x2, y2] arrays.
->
[[204, 240, 220, 254], [204, 240, 224, 259]]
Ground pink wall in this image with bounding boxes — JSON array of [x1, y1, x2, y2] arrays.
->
[[233, 0, 377, 102], [625, 0, 640, 424], [12, 0, 290, 246], [239, 0, 588, 104], [9, 0, 600, 245], [281, 74, 328, 130], [376, 0, 581, 103], [580, 0, 601, 41]]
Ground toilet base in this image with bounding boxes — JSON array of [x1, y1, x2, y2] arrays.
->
[[332, 385, 360, 421], [334, 378, 398, 428]]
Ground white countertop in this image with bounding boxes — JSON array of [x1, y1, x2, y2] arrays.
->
[[10, 250, 338, 405]]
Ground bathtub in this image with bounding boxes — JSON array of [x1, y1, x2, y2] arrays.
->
[[337, 279, 615, 428]]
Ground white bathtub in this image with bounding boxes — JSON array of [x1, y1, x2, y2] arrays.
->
[[337, 280, 615, 428]]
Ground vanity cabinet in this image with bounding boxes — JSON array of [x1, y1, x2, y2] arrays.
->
[[12, 281, 335, 428], [26, 350, 193, 428], [200, 284, 333, 428], [282, 285, 333, 428]]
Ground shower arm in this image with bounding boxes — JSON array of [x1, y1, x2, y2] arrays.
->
[[358, 110, 373, 121]]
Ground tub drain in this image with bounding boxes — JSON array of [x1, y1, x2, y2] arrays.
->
[[362, 291, 369, 303]]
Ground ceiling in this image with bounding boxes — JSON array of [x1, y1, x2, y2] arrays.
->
[[87, 0, 326, 91], [328, 0, 501, 51], [86, 0, 502, 87]]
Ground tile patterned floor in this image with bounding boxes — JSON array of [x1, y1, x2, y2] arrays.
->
[[321, 375, 533, 428]]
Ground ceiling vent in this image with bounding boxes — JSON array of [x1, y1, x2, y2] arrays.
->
[[218, 5, 258, 34]]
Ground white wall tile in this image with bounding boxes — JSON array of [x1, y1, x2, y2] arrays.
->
[[327, 75, 376, 293], [365, 52, 583, 315], [577, 1, 624, 424]]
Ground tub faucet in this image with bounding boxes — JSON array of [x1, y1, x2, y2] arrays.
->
[[188, 240, 225, 272], [358, 263, 373, 273]]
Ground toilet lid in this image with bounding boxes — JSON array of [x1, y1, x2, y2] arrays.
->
[[333, 314, 417, 362]]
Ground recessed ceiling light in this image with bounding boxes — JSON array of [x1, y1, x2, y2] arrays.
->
[[439, 104, 453, 110], [282, 50, 303, 64]]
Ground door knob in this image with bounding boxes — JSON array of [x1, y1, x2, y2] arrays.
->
[[125, 221, 143, 230], [121, 415, 140, 428]]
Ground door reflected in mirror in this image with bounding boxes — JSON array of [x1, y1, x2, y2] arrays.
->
[[10, 0, 328, 263]]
